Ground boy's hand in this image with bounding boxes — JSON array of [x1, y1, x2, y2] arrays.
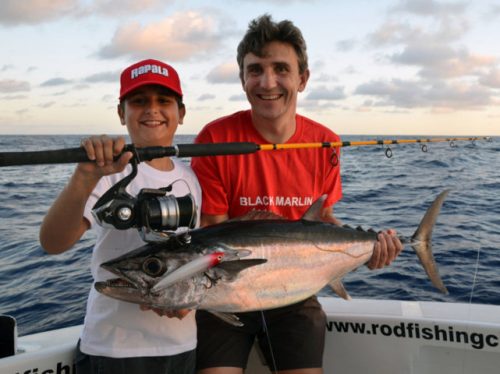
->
[[140, 305, 191, 319], [78, 135, 133, 178]]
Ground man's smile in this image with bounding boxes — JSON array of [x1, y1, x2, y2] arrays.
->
[[257, 94, 283, 101]]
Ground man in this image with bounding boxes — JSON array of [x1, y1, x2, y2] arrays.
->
[[191, 15, 402, 374], [40, 59, 201, 374]]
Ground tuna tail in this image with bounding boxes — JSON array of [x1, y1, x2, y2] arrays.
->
[[410, 190, 450, 294]]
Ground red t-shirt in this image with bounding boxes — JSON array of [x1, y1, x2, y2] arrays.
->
[[191, 110, 342, 220]]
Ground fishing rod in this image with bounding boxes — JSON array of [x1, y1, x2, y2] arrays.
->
[[0, 136, 493, 167]]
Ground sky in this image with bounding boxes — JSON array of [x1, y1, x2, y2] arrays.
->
[[0, 0, 499, 136]]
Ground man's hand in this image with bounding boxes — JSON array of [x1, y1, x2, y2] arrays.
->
[[366, 229, 403, 270]]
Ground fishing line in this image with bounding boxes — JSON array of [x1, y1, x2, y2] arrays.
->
[[468, 246, 482, 306], [459, 245, 482, 374], [260, 311, 278, 374]]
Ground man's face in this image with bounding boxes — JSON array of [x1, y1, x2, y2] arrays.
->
[[117, 85, 185, 148], [242, 41, 309, 124]]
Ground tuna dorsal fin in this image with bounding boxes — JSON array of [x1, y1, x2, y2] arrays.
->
[[212, 259, 267, 282], [328, 279, 352, 300], [302, 195, 327, 222]]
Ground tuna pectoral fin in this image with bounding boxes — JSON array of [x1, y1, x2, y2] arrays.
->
[[207, 311, 244, 327], [411, 190, 450, 294], [213, 259, 267, 281], [328, 279, 352, 300]]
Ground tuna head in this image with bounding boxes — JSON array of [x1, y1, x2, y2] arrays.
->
[[94, 241, 207, 309], [94, 239, 266, 310]]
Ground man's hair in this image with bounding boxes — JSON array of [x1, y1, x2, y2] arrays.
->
[[236, 14, 308, 82]]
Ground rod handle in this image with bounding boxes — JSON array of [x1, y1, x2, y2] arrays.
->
[[0, 142, 259, 167]]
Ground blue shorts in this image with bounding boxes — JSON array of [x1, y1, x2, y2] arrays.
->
[[196, 296, 326, 371], [75, 340, 195, 374]]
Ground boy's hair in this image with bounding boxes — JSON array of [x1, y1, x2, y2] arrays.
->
[[236, 14, 308, 82]]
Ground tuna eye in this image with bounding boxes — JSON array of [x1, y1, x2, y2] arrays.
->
[[142, 257, 165, 277]]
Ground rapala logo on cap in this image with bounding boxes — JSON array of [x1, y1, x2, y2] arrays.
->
[[131, 64, 169, 79]]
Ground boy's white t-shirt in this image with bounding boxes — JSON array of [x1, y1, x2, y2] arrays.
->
[[80, 159, 201, 358]]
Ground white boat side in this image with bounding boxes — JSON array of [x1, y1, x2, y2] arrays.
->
[[2, 297, 500, 374]]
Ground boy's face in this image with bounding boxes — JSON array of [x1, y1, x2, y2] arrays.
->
[[117, 85, 185, 147], [242, 41, 309, 124]]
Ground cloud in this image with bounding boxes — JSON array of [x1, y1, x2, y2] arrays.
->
[[1, 94, 28, 100], [0, 79, 30, 93], [83, 71, 119, 83], [38, 101, 56, 108], [489, 4, 500, 17], [336, 39, 357, 52], [391, 0, 468, 17], [40, 78, 73, 87], [206, 62, 240, 84], [390, 44, 495, 78], [369, 16, 468, 48], [305, 86, 346, 101], [198, 93, 216, 101], [355, 78, 491, 110], [97, 11, 228, 61], [360, 0, 499, 113], [368, 21, 415, 46], [311, 72, 338, 83], [229, 93, 247, 101], [237, 0, 317, 3], [0, 0, 174, 26], [479, 69, 500, 89], [77, 0, 170, 17], [16, 108, 29, 116], [0, 0, 77, 26]]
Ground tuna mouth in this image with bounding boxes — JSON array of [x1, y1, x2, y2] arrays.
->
[[108, 278, 136, 288], [96, 278, 138, 290]]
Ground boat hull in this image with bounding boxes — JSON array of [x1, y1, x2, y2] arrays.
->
[[2, 297, 500, 374]]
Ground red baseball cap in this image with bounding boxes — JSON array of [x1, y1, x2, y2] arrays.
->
[[119, 59, 183, 100]]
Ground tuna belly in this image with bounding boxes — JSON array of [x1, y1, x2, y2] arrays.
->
[[200, 241, 373, 312]]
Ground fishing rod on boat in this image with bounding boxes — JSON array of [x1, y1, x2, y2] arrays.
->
[[0, 136, 493, 167]]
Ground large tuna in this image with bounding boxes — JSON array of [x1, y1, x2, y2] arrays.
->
[[95, 190, 449, 323]]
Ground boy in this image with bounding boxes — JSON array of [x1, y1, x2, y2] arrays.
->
[[40, 59, 201, 374]]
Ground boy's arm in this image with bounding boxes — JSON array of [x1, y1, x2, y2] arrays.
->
[[39, 168, 99, 254], [39, 136, 132, 254]]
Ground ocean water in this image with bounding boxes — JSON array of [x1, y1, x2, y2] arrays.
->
[[0, 134, 499, 336]]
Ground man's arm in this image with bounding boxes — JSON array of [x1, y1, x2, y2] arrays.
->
[[322, 205, 403, 270]]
